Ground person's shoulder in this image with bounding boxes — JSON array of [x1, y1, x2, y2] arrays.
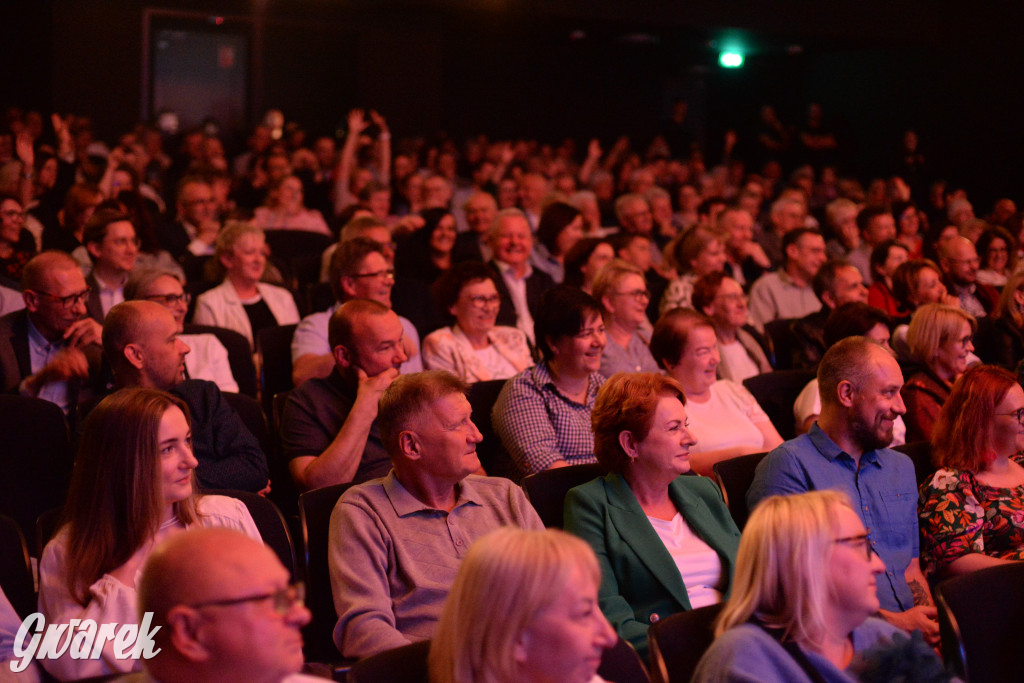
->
[[196, 493, 249, 520], [423, 326, 456, 345], [673, 473, 723, 498], [853, 616, 904, 648], [171, 378, 221, 404]]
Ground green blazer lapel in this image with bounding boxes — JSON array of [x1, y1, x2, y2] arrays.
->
[[668, 477, 738, 595], [603, 474, 692, 611]]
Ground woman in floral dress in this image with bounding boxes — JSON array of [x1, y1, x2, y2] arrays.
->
[[919, 364, 1024, 579]]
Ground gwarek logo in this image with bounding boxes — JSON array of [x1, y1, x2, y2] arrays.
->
[[9, 613, 161, 673]]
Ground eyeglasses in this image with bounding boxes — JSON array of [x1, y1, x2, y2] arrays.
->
[[996, 407, 1024, 425], [614, 289, 650, 302], [467, 294, 501, 309], [0, 209, 26, 221], [834, 533, 874, 561], [145, 292, 192, 306], [350, 268, 395, 280], [955, 335, 973, 350], [715, 292, 747, 304], [946, 257, 980, 267], [191, 582, 305, 616], [182, 197, 217, 207], [30, 287, 91, 310]]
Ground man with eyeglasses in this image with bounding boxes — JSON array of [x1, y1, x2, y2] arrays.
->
[[158, 176, 220, 261], [291, 237, 420, 387], [747, 336, 940, 645], [0, 251, 104, 416], [138, 527, 321, 683], [81, 208, 140, 322], [282, 298, 409, 492], [938, 235, 998, 318]]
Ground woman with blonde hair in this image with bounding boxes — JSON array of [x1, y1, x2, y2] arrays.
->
[[592, 259, 660, 376], [193, 220, 300, 349], [38, 388, 260, 680], [429, 527, 617, 683], [692, 491, 916, 682], [901, 303, 977, 442], [986, 271, 1024, 370], [659, 226, 728, 314]]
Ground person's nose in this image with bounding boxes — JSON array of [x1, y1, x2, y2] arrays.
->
[[468, 419, 484, 444], [594, 611, 617, 649], [893, 390, 907, 416], [177, 338, 191, 356], [680, 427, 697, 448], [869, 549, 886, 573]]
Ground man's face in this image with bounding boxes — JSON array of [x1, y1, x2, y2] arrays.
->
[[26, 265, 89, 340], [617, 235, 652, 272], [178, 182, 217, 225], [787, 233, 827, 281], [518, 176, 548, 210], [772, 202, 805, 235], [89, 220, 139, 276], [464, 194, 498, 235], [343, 251, 394, 307], [134, 306, 191, 390], [423, 177, 452, 208], [491, 215, 533, 267], [410, 391, 482, 484], [830, 266, 869, 308], [367, 191, 391, 220], [863, 214, 896, 246], [848, 348, 906, 452], [943, 239, 979, 286], [341, 311, 407, 376], [0, 198, 25, 245], [720, 209, 754, 251], [619, 198, 653, 236]]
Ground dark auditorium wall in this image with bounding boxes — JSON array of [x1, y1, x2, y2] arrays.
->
[[6, 1, 1021, 205]]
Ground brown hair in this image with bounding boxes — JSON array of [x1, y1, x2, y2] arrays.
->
[[649, 308, 715, 369], [931, 364, 1017, 470]]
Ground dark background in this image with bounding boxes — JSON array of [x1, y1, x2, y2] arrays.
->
[[3, 0, 1021, 206]]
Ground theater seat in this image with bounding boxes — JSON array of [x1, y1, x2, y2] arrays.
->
[[648, 602, 723, 683]]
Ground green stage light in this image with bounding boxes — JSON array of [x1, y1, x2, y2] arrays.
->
[[719, 51, 744, 68]]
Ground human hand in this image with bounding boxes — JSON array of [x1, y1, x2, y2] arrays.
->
[[64, 318, 102, 349], [347, 109, 369, 136], [740, 241, 772, 268], [355, 366, 400, 405], [587, 138, 602, 159], [258, 479, 272, 497], [51, 113, 71, 145], [369, 109, 389, 134], [879, 606, 939, 645], [40, 347, 90, 384], [15, 131, 35, 167]]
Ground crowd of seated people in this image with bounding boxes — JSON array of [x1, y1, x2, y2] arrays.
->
[[3, 100, 1024, 680]]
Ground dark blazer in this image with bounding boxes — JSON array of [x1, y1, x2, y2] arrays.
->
[[564, 473, 741, 661], [0, 309, 104, 413], [157, 219, 193, 261], [488, 260, 555, 329], [84, 272, 104, 323]]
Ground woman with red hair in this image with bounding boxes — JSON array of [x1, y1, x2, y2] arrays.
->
[[919, 364, 1024, 579]]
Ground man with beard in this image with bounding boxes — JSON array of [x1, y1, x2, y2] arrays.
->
[[746, 336, 939, 645]]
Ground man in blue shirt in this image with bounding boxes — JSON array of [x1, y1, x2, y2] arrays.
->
[[747, 336, 939, 644]]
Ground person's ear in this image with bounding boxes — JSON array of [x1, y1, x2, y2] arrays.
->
[[166, 607, 210, 662], [836, 379, 857, 408], [340, 277, 357, 300], [333, 344, 352, 368], [398, 430, 421, 461], [86, 241, 103, 261], [618, 430, 639, 461], [22, 290, 39, 313], [123, 342, 146, 370]]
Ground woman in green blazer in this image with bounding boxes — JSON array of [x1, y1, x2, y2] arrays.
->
[[564, 372, 741, 661]]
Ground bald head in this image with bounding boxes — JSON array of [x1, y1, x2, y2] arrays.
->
[[939, 235, 979, 286], [21, 250, 80, 292], [104, 300, 190, 389]]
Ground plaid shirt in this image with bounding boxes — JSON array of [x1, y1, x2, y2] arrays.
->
[[491, 362, 605, 475]]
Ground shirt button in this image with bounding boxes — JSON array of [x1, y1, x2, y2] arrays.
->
[[649, 613, 660, 624], [455, 539, 463, 546]]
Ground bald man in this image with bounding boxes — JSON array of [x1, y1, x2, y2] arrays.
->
[[138, 528, 318, 683], [0, 251, 104, 416], [102, 301, 268, 493], [938, 235, 998, 317]]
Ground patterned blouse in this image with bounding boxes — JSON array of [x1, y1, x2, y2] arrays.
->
[[918, 453, 1024, 576]]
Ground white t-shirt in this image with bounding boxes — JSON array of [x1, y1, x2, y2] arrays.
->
[[718, 339, 761, 384], [685, 380, 769, 454], [793, 378, 907, 446], [647, 513, 722, 609], [474, 343, 518, 380]]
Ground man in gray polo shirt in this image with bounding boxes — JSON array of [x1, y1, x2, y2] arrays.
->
[[328, 370, 543, 659]]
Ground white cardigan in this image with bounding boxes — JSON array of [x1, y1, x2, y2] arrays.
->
[[193, 280, 300, 349]]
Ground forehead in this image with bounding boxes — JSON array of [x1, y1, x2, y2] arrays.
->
[[146, 275, 184, 294], [867, 349, 904, 386], [355, 251, 388, 272], [360, 312, 403, 342], [1, 198, 20, 211], [105, 221, 136, 238], [833, 504, 866, 535], [616, 273, 645, 290], [459, 278, 497, 296], [796, 234, 825, 249], [45, 265, 87, 294], [497, 217, 530, 237], [361, 227, 391, 244], [181, 182, 212, 199], [429, 391, 472, 422], [687, 325, 717, 347], [717, 278, 743, 295], [835, 266, 862, 284], [234, 232, 265, 250]]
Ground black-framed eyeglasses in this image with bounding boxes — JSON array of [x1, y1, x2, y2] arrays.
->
[[834, 533, 874, 561], [614, 288, 650, 302], [30, 288, 91, 310], [145, 292, 192, 306], [996, 407, 1024, 425], [467, 294, 501, 309], [350, 268, 395, 280], [190, 582, 305, 616]]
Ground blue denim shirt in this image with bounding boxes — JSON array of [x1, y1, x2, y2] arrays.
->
[[746, 423, 918, 612]]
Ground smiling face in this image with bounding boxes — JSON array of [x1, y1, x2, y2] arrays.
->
[[911, 266, 948, 307], [990, 383, 1024, 459], [602, 273, 650, 331], [932, 318, 974, 382], [704, 277, 748, 330], [984, 236, 1010, 273], [450, 278, 500, 338], [0, 198, 24, 245], [158, 406, 197, 509], [429, 213, 457, 255], [514, 563, 617, 683], [142, 274, 189, 331], [343, 251, 394, 307], [691, 238, 727, 277], [847, 347, 906, 452], [630, 395, 697, 481], [666, 323, 719, 395], [491, 215, 533, 268], [550, 311, 606, 378], [90, 220, 139, 276], [223, 232, 268, 286], [340, 310, 408, 376]]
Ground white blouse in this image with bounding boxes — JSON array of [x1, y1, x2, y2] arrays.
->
[[647, 513, 722, 608]]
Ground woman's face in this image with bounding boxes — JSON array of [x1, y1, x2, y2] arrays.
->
[[0, 198, 24, 245], [276, 177, 304, 211], [691, 239, 727, 277], [990, 383, 1024, 460], [514, 563, 617, 683], [555, 215, 585, 257], [38, 157, 59, 190], [705, 278, 748, 330], [630, 395, 697, 479], [932, 319, 974, 381], [159, 406, 197, 508], [603, 273, 650, 331], [827, 505, 886, 626], [666, 324, 719, 394], [430, 214, 457, 255], [984, 237, 1009, 273], [911, 267, 947, 306], [898, 207, 920, 237], [225, 232, 268, 285], [581, 244, 614, 286], [450, 278, 500, 338], [878, 245, 909, 282], [550, 311, 606, 377]]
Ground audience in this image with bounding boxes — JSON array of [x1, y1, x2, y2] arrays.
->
[[564, 372, 740, 660], [937, 235, 997, 318], [788, 259, 868, 369], [986, 271, 1024, 370], [429, 527, 617, 683], [974, 225, 1016, 287], [329, 370, 542, 658], [592, 259, 659, 376], [562, 236, 614, 295], [866, 239, 910, 318], [531, 200, 585, 284], [691, 272, 772, 383], [253, 174, 331, 236], [488, 208, 553, 346], [748, 228, 827, 331], [659, 226, 728, 314]]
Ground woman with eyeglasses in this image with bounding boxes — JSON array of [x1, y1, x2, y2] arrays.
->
[[421, 262, 532, 383], [591, 259, 660, 377], [919, 365, 1024, 580], [126, 269, 239, 393], [901, 303, 977, 443], [38, 388, 261, 680], [692, 491, 935, 683], [492, 286, 608, 475], [691, 272, 772, 383], [650, 308, 782, 476]]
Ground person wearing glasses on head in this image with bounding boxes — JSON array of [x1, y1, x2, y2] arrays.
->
[[138, 527, 319, 683], [422, 262, 531, 383], [919, 365, 1024, 580], [38, 388, 261, 681], [0, 251, 103, 417], [591, 259, 660, 377], [901, 303, 977, 443], [125, 269, 238, 393]]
